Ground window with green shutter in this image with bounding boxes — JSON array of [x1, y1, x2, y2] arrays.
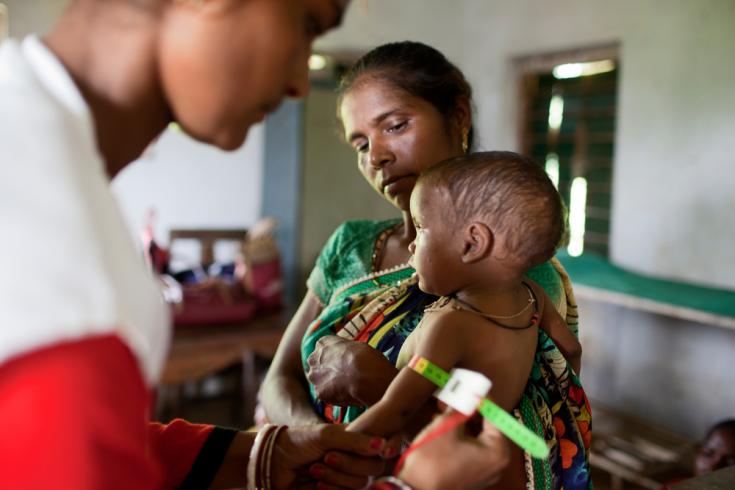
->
[[518, 48, 618, 258]]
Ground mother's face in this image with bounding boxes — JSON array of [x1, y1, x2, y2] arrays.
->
[[159, 0, 347, 150], [339, 79, 464, 212]]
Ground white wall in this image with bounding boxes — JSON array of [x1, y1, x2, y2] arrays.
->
[[3, 0, 65, 37], [318, 0, 735, 291], [579, 300, 735, 439], [112, 126, 264, 247]]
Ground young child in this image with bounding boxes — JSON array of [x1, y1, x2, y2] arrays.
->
[[695, 419, 735, 476], [346, 151, 582, 482]]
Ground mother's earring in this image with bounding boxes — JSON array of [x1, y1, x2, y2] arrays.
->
[[461, 128, 469, 154]]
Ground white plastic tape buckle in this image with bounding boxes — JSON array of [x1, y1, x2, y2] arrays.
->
[[435, 368, 492, 416]]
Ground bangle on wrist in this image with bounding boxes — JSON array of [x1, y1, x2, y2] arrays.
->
[[263, 425, 287, 490], [247, 424, 274, 490], [246, 424, 287, 490]]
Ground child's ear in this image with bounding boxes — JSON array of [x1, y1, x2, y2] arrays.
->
[[461, 222, 493, 263]]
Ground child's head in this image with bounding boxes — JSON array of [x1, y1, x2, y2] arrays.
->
[[695, 419, 735, 476], [408, 151, 564, 295]]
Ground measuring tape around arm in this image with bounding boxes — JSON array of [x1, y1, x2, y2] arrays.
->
[[408, 355, 549, 459]]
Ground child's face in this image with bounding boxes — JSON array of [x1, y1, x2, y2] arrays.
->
[[408, 184, 462, 295], [695, 428, 735, 475]]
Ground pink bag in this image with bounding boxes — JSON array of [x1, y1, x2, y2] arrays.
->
[[240, 218, 283, 311]]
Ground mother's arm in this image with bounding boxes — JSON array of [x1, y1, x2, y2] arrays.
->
[[261, 291, 326, 425], [262, 289, 401, 425], [308, 335, 440, 441]]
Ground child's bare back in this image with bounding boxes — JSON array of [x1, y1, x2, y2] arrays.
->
[[348, 288, 542, 490]]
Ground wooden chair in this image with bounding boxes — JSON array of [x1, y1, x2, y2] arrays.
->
[[168, 228, 249, 266]]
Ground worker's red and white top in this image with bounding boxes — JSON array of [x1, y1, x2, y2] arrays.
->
[[0, 36, 237, 489]]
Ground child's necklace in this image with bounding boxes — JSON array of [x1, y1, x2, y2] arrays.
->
[[449, 281, 540, 330]]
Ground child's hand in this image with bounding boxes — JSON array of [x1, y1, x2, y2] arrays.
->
[[529, 280, 582, 374]]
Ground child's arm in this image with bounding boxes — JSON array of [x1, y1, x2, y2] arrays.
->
[[530, 281, 583, 374], [346, 314, 462, 438]]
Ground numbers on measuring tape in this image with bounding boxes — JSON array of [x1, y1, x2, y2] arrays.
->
[[409, 356, 449, 386]]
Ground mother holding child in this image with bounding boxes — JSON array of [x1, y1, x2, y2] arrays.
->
[[262, 41, 592, 489]]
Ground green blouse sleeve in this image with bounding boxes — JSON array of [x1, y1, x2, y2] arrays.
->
[[306, 223, 349, 307]]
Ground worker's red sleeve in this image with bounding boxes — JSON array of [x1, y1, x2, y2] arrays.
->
[[0, 334, 237, 490], [0, 334, 162, 489], [148, 419, 237, 489]]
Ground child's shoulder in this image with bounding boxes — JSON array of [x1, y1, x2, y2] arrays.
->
[[421, 296, 535, 354], [398, 298, 487, 370]]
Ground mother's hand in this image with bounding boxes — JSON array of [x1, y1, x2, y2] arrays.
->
[[307, 335, 397, 407]]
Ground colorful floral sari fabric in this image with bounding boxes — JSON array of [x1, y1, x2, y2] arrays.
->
[[302, 220, 592, 489]]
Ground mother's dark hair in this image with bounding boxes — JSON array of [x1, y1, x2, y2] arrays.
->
[[337, 41, 475, 149]]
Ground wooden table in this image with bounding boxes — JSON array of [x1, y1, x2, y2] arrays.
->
[[162, 310, 288, 384], [159, 310, 290, 424]]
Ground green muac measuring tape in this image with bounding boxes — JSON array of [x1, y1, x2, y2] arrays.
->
[[408, 355, 550, 459]]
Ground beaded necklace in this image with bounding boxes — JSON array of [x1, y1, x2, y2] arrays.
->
[[370, 221, 404, 273]]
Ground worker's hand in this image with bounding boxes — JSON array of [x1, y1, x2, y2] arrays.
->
[[398, 410, 511, 490]]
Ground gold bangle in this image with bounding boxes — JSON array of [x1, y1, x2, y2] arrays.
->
[[247, 424, 276, 490], [263, 425, 288, 490]]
